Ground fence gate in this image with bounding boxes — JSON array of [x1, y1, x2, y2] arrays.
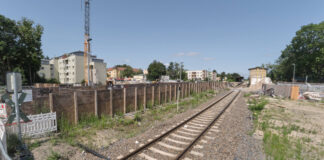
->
[[5, 112, 57, 137]]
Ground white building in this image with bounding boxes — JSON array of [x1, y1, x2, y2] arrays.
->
[[90, 58, 107, 85], [38, 51, 107, 85], [37, 59, 54, 80], [133, 74, 146, 82], [186, 70, 208, 80]]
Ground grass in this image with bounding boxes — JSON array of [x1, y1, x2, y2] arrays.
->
[[47, 151, 62, 160], [246, 95, 324, 160], [7, 134, 21, 157]]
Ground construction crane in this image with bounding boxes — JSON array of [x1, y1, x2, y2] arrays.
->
[[84, 0, 91, 86]]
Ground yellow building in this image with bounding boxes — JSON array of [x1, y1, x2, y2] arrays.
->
[[248, 67, 269, 87]]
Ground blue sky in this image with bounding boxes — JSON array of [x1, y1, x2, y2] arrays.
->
[[1, 0, 324, 77]]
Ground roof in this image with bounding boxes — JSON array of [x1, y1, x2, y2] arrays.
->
[[248, 67, 268, 70]]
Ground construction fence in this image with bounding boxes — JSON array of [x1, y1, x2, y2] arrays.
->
[[18, 82, 227, 124]]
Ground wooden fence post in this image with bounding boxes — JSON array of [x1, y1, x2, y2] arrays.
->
[[165, 85, 167, 104], [135, 87, 137, 112], [158, 85, 161, 105], [49, 93, 53, 112], [152, 86, 155, 106], [94, 90, 98, 117], [110, 88, 113, 116], [144, 86, 146, 110], [123, 87, 126, 114], [169, 85, 172, 102], [74, 92, 78, 124], [174, 84, 177, 101]]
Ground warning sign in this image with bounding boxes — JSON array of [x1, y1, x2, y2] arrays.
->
[[0, 103, 7, 119]]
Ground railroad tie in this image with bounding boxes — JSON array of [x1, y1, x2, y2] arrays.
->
[[190, 150, 204, 157], [149, 147, 177, 158], [138, 153, 157, 160]]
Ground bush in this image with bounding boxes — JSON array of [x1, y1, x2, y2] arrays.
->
[[7, 134, 21, 156]]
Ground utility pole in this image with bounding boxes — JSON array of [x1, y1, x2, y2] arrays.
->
[[177, 62, 183, 113], [13, 73, 22, 141], [292, 63, 296, 84]]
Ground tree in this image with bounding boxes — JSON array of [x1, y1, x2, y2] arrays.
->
[[269, 22, 324, 82], [147, 60, 166, 81], [0, 15, 44, 84], [121, 66, 134, 78], [167, 62, 186, 80], [220, 72, 226, 81]]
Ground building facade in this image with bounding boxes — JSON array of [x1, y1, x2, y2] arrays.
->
[[90, 59, 107, 85], [37, 59, 54, 80], [249, 67, 270, 86], [38, 51, 107, 85], [186, 70, 208, 80]]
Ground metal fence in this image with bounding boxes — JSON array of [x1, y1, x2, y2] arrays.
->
[[277, 82, 324, 93], [5, 112, 57, 137]]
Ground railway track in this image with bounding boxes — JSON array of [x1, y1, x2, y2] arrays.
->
[[116, 90, 240, 160]]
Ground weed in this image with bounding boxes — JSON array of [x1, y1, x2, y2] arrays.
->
[[302, 137, 312, 143], [7, 134, 21, 156], [134, 112, 142, 122], [248, 98, 268, 111], [47, 151, 62, 160], [290, 124, 300, 131], [244, 93, 251, 97], [28, 141, 40, 150], [263, 131, 291, 160]]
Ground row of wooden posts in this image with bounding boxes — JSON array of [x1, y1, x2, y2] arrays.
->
[[48, 82, 225, 124]]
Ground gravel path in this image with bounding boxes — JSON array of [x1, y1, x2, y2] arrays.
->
[[199, 91, 265, 160]]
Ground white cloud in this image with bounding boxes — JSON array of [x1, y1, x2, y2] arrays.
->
[[174, 52, 200, 57], [187, 52, 200, 56], [203, 57, 215, 61]]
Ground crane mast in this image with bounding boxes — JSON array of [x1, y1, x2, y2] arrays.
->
[[84, 0, 91, 86]]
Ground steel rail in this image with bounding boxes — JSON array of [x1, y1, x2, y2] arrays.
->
[[120, 90, 234, 160], [176, 90, 241, 160]]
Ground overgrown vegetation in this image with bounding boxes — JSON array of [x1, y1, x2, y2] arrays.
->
[[247, 93, 323, 159], [47, 151, 62, 160], [7, 134, 21, 157]]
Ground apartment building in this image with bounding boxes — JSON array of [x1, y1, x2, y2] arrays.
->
[[57, 51, 107, 85], [90, 59, 107, 85], [38, 51, 107, 85], [37, 59, 54, 80], [186, 70, 208, 80]]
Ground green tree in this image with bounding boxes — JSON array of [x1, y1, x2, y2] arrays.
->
[[270, 22, 324, 82], [167, 62, 186, 80], [121, 66, 134, 78], [0, 15, 44, 84], [220, 72, 226, 81], [147, 60, 166, 81]]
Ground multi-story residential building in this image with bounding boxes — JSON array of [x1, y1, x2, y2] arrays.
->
[[37, 51, 107, 85], [50, 58, 59, 80], [90, 58, 107, 85], [57, 51, 106, 85], [186, 70, 208, 80], [37, 59, 54, 80]]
